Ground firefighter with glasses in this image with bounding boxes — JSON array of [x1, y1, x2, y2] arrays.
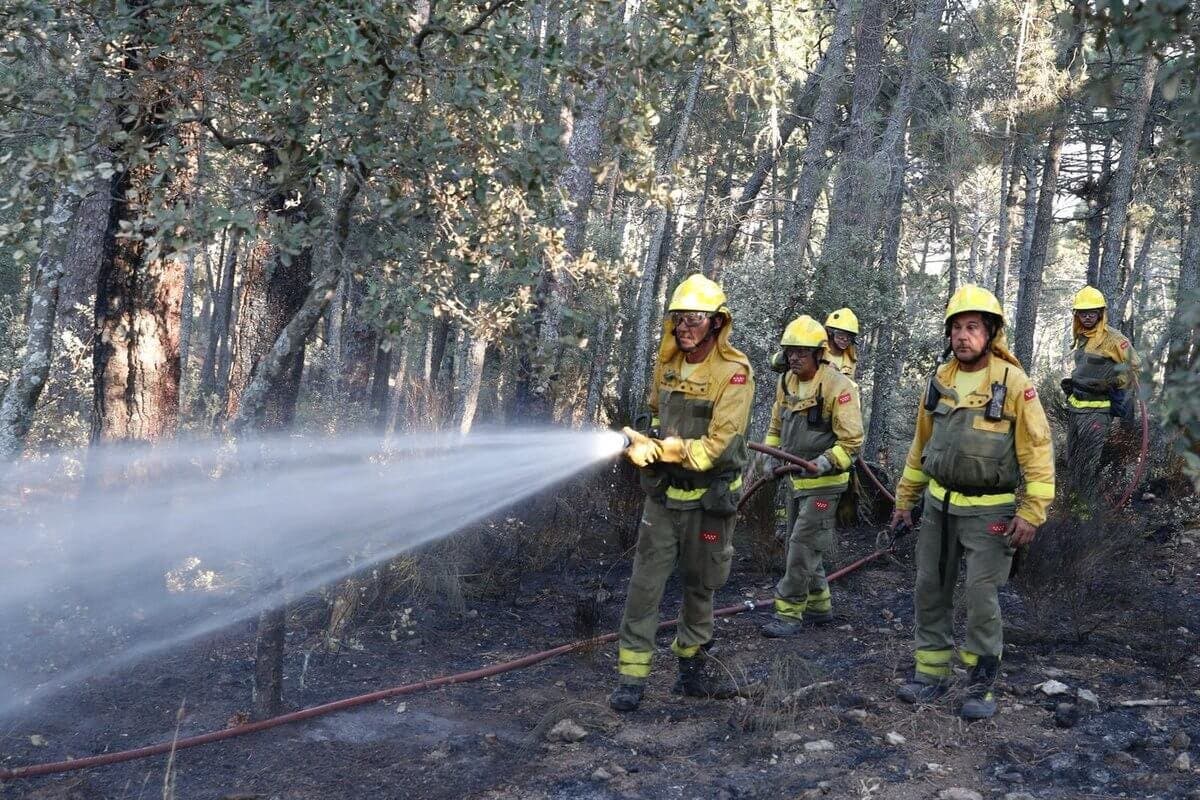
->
[[613, 274, 754, 712]]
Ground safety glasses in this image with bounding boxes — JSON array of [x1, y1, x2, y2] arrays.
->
[[670, 311, 711, 328]]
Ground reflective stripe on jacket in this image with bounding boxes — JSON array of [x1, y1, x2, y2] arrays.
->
[[1068, 311, 1138, 412]]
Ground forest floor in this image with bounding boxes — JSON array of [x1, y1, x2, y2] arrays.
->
[[5, 494, 1200, 800]]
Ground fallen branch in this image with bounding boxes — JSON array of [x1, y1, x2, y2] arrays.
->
[[783, 680, 839, 704], [1118, 699, 1177, 708]]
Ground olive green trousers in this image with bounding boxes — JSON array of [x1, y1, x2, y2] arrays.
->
[[773, 493, 839, 619], [912, 496, 1015, 680], [1065, 410, 1110, 504], [616, 498, 735, 684]]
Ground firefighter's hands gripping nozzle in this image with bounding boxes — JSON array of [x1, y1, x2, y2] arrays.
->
[[621, 426, 663, 467]]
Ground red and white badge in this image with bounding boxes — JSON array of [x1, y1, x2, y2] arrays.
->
[[987, 521, 1008, 535], [730, 373, 747, 385], [814, 499, 830, 511], [1024, 387, 1037, 401], [700, 530, 720, 543], [837, 392, 852, 405]]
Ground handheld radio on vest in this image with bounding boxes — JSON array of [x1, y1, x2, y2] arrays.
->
[[985, 368, 1009, 422]]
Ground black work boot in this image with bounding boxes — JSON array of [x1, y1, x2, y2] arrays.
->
[[609, 682, 644, 712], [672, 656, 737, 699], [761, 614, 805, 638], [897, 673, 949, 704], [803, 608, 833, 626], [960, 656, 1000, 720]]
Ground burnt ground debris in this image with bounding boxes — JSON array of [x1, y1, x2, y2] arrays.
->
[[4, 499, 1200, 800]]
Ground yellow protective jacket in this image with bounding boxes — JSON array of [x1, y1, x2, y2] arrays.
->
[[826, 345, 858, 380], [765, 363, 863, 495], [1067, 310, 1139, 412], [895, 334, 1055, 526], [647, 310, 754, 506]]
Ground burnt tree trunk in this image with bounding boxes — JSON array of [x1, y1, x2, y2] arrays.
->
[[91, 44, 199, 443]]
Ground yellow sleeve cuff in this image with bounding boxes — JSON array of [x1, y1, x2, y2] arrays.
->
[[829, 445, 852, 470], [1025, 481, 1055, 499], [902, 466, 929, 484], [764, 434, 781, 447], [687, 439, 714, 471]]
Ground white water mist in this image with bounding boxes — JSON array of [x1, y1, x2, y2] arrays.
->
[[0, 427, 627, 717]]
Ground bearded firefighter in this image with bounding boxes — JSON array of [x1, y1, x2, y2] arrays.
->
[[1061, 285, 1139, 507], [889, 285, 1054, 720], [614, 274, 754, 712], [759, 315, 863, 637]]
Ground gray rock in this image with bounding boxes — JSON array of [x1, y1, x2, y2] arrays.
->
[[547, 719, 588, 743], [1175, 751, 1192, 772], [885, 731, 906, 746], [843, 708, 868, 722], [1076, 688, 1100, 709], [591, 767, 613, 781], [1172, 731, 1192, 751], [1054, 702, 1080, 728], [1037, 679, 1071, 696], [1047, 752, 1075, 772], [1003, 794, 1036, 800], [1104, 750, 1138, 768], [804, 739, 835, 753], [773, 731, 804, 746], [936, 790, 983, 800]]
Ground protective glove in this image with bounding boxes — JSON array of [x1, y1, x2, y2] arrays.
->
[[621, 426, 662, 468], [658, 436, 688, 464], [1060, 377, 1073, 397], [810, 454, 833, 476], [751, 451, 774, 478]]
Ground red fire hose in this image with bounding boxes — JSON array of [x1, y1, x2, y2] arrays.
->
[[0, 540, 896, 781], [2, 445, 899, 782], [1114, 399, 1150, 510]]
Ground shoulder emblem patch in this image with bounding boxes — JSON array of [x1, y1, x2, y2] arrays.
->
[[730, 373, 747, 385], [1023, 387, 1037, 401], [1119, 339, 1129, 350], [987, 521, 1008, 535], [837, 392, 852, 405], [700, 530, 720, 543], [814, 499, 830, 511]]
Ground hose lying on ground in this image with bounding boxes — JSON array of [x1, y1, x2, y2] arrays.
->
[[2, 443, 899, 782]]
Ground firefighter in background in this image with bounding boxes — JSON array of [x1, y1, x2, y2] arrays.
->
[[759, 315, 863, 637], [613, 274, 754, 712], [1061, 286, 1139, 506], [822, 308, 860, 380], [889, 286, 1054, 720], [764, 307, 862, 533], [768, 307, 860, 381]]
